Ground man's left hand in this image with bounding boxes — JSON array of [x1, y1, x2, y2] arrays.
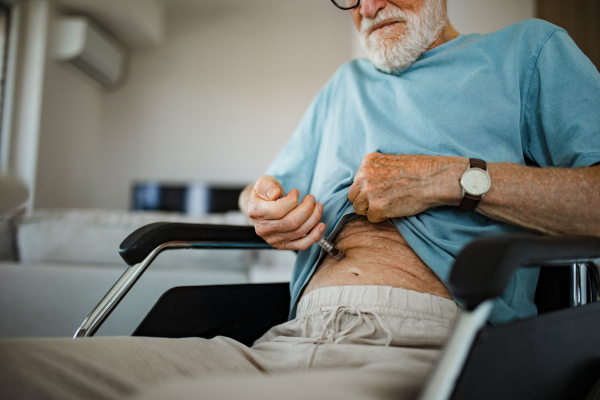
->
[[348, 153, 467, 222]]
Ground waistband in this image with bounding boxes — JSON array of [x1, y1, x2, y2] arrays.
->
[[297, 285, 459, 326]]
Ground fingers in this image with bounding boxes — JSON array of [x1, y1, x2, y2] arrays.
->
[[349, 179, 369, 216], [349, 153, 379, 213], [366, 207, 387, 223], [348, 155, 373, 201], [249, 187, 299, 221], [282, 222, 326, 251], [262, 200, 323, 244], [281, 195, 318, 233], [297, 202, 324, 237], [254, 194, 321, 239], [248, 176, 328, 251], [352, 196, 369, 216], [254, 175, 285, 201], [348, 180, 360, 204]]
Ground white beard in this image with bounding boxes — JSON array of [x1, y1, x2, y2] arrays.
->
[[360, 0, 447, 73]]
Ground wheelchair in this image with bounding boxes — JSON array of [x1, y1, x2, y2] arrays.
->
[[73, 222, 600, 400]]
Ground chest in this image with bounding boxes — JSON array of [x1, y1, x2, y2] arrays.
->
[[310, 65, 527, 198]]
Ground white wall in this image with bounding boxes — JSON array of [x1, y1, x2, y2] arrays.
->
[[448, 0, 535, 35], [34, 3, 104, 209], [95, 3, 350, 209]]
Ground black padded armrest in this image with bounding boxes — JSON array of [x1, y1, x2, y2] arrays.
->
[[119, 223, 270, 266], [449, 234, 600, 310]]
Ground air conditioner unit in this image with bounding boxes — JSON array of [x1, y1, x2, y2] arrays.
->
[[53, 17, 128, 88]]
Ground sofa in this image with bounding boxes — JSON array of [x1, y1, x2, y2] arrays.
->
[[0, 209, 295, 338]]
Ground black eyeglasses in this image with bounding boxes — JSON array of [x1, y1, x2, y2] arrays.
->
[[330, 0, 360, 10]]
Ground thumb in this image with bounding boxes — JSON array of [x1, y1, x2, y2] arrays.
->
[[254, 176, 285, 201]]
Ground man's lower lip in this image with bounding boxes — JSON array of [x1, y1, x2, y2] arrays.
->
[[372, 21, 399, 33]]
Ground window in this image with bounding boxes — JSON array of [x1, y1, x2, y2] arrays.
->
[[0, 5, 10, 129], [0, 2, 12, 170]]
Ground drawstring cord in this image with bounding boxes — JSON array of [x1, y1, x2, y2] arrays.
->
[[298, 305, 394, 369]]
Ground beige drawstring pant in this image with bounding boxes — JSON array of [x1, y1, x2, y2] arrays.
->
[[0, 286, 459, 400]]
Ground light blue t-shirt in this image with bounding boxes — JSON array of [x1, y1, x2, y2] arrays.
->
[[266, 19, 600, 324]]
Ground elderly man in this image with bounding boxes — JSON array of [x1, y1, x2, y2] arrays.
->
[[241, 0, 600, 325], [2, 1, 599, 399]]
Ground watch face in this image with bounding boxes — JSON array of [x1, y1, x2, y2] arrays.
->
[[461, 169, 491, 196]]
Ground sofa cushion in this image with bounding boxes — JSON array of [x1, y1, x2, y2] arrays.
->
[[16, 209, 252, 271], [0, 261, 248, 338]]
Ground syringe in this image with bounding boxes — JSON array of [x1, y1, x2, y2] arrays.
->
[[317, 236, 345, 261]]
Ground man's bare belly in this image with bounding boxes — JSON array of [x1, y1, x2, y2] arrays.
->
[[303, 216, 452, 299]]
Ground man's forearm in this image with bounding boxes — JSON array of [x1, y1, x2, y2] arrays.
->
[[475, 163, 600, 237], [350, 153, 600, 237]]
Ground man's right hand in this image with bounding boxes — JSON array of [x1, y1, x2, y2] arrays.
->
[[247, 175, 325, 251]]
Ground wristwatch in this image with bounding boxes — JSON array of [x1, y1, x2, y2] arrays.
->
[[459, 158, 491, 212]]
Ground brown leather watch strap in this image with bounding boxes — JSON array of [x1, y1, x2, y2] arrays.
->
[[470, 158, 486, 170], [459, 194, 481, 212], [458, 158, 487, 212]]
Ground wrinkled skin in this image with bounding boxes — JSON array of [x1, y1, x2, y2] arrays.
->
[[348, 153, 467, 222], [245, 175, 325, 251]]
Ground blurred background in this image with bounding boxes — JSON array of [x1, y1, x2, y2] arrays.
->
[[0, 0, 597, 338]]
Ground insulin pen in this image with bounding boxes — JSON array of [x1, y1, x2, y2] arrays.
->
[[317, 236, 345, 261]]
